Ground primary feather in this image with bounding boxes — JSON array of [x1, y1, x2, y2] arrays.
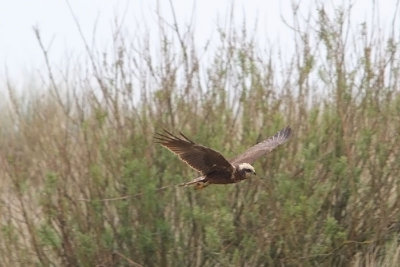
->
[[230, 126, 292, 164]]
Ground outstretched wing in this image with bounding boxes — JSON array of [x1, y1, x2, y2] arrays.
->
[[230, 126, 292, 165], [155, 130, 234, 175]]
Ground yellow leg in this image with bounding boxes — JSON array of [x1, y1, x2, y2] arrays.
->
[[194, 181, 210, 190]]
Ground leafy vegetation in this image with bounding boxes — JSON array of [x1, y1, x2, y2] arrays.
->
[[1, 2, 400, 266]]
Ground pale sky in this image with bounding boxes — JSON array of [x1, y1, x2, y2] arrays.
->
[[0, 0, 399, 85]]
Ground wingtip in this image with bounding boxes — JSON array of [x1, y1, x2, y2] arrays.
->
[[277, 126, 292, 141], [161, 128, 174, 136], [153, 130, 166, 142], [154, 129, 177, 142], [284, 126, 292, 138], [179, 131, 194, 143]]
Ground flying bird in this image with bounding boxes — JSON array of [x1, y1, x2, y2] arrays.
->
[[155, 126, 292, 189]]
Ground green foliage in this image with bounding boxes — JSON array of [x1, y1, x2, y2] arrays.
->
[[37, 223, 61, 249], [1, 2, 400, 266]]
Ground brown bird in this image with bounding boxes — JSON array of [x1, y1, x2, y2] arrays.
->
[[155, 126, 292, 189]]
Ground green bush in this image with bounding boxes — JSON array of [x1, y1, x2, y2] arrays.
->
[[1, 2, 400, 266]]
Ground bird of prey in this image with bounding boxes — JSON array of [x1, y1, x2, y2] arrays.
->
[[155, 126, 291, 189]]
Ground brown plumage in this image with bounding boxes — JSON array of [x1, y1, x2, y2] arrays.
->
[[155, 126, 292, 189]]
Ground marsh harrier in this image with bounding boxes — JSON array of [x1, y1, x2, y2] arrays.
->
[[155, 126, 291, 189]]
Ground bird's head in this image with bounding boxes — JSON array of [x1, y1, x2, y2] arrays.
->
[[238, 163, 257, 178]]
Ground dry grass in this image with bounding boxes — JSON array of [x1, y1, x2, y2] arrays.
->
[[1, 2, 400, 266]]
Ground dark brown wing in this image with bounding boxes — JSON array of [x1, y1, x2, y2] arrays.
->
[[230, 126, 292, 165], [155, 130, 234, 175]]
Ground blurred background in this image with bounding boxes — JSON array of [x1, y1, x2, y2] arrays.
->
[[1, 0, 400, 266]]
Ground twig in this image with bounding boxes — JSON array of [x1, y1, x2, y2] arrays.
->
[[78, 184, 181, 202], [114, 251, 143, 267]]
